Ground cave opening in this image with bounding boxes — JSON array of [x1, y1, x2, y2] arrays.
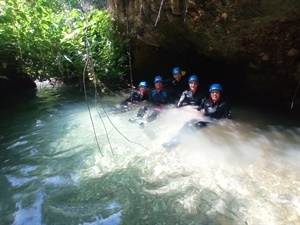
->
[[131, 45, 249, 104], [128, 44, 300, 121]]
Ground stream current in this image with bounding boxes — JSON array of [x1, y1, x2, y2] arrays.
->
[[0, 84, 299, 225]]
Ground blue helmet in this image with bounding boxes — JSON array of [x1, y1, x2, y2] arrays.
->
[[173, 67, 181, 75], [188, 75, 199, 83], [209, 83, 223, 92], [154, 76, 163, 84], [138, 81, 148, 87]]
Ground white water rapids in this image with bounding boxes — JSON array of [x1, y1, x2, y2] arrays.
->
[[0, 86, 299, 225]]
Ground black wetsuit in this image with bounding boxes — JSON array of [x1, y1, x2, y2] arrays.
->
[[115, 90, 149, 114], [177, 89, 205, 107], [123, 90, 150, 105], [198, 98, 231, 119], [163, 77, 188, 102]]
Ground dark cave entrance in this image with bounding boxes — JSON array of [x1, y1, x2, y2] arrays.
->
[[130, 45, 248, 105], [128, 43, 300, 120]]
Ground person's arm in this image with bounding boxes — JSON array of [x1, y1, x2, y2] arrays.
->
[[197, 97, 206, 111], [163, 77, 174, 86], [195, 93, 205, 106], [220, 102, 232, 119], [161, 90, 169, 104], [150, 90, 160, 106], [208, 102, 232, 119], [177, 91, 187, 107], [141, 92, 150, 101], [122, 92, 134, 105]]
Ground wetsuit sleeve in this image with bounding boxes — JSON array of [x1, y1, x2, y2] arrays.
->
[[177, 91, 187, 107], [197, 97, 206, 111], [123, 92, 134, 104], [124, 90, 144, 104], [141, 93, 150, 101], [163, 77, 174, 85], [150, 91, 156, 102], [210, 102, 231, 119], [220, 102, 232, 119], [196, 94, 205, 106], [163, 90, 169, 104]]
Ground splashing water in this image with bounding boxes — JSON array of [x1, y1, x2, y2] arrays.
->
[[0, 87, 299, 225]]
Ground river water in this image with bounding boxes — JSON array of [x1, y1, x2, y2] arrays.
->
[[0, 84, 299, 225]]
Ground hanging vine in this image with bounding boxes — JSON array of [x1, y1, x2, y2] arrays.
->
[[0, 0, 127, 88]]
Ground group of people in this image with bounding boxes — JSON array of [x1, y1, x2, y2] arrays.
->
[[119, 66, 232, 148]]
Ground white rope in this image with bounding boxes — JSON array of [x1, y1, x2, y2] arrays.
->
[[290, 80, 300, 109], [184, 0, 188, 22], [155, 0, 164, 26]]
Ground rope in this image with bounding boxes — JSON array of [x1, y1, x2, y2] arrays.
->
[[100, 106, 150, 151], [82, 3, 150, 154], [90, 58, 115, 156], [124, 0, 135, 103], [95, 103, 115, 156], [82, 55, 104, 157], [91, 0, 149, 151], [82, 22, 104, 157], [184, 0, 188, 22], [290, 80, 300, 109], [155, 0, 164, 26]]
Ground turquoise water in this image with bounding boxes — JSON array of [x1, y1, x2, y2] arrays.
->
[[0, 85, 299, 225]]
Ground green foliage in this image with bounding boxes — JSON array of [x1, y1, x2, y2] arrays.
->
[[0, 0, 127, 87]]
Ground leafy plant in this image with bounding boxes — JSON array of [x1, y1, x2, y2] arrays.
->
[[0, 0, 127, 88]]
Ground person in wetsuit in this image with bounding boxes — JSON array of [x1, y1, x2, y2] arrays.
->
[[136, 76, 170, 122], [115, 81, 150, 113], [151, 76, 169, 105], [123, 81, 150, 105], [177, 75, 204, 108], [162, 83, 231, 149], [197, 83, 231, 119], [163, 67, 188, 102]]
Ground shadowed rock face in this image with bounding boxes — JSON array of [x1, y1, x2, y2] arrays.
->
[[108, 0, 300, 108]]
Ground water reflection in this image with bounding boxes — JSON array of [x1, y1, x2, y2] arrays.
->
[[0, 86, 299, 225]]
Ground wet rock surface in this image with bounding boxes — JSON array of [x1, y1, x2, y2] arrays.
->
[[108, 0, 300, 108]]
